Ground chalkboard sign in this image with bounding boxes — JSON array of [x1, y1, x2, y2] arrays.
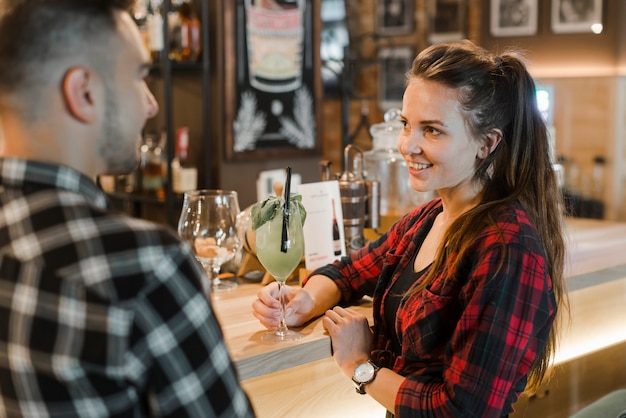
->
[[224, 0, 322, 161]]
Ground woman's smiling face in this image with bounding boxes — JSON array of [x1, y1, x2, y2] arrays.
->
[[398, 77, 486, 198]]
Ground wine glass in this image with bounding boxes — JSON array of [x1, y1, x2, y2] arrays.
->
[[255, 196, 305, 342], [178, 189, 243, 293]]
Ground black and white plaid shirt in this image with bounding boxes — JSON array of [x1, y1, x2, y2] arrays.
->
[[0, 158, 255, 418]]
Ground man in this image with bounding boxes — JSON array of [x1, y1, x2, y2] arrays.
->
[[0, 1, 255, 417]]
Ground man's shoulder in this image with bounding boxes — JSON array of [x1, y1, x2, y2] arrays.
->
[[63, 211, 198, 302], [97, 209, 181, 245], [89, 209, 190, 267], [0, 186, 197, 295], [52, 196, 184, 250]]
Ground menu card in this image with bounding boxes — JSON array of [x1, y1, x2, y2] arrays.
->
[[298, 180, 345, 270]]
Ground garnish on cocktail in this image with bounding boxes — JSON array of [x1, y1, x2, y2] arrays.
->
[[251, 193, 307, 231]]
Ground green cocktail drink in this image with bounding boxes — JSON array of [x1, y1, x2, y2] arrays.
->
[[255, 208, 304, 281], [252, 192, 306, 342]]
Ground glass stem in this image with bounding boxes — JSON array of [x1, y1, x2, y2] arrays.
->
[[277, 281, 288, 336], [211, 265, 222, 289]]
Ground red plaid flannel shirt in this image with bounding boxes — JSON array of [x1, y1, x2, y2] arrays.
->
[[312, 198, 556, 417]]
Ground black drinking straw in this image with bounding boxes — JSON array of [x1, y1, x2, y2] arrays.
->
[[280, 167, 291, 253]]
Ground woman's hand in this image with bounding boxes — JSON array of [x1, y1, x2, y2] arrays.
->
[[252, 281, 316, 329], [323, 306, 373, 378]]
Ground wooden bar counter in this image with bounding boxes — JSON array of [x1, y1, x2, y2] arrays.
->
[[212, 218, 626, 418], [212, 283, 373, 381]]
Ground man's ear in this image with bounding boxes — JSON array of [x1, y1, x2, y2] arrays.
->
[[62, 66, 96, 123], [478, 128, 503, 159]]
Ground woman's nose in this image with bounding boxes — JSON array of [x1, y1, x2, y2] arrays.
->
[[398, 134, 422, 156]]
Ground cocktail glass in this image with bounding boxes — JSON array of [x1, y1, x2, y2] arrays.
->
[[178, 189, 243, 293], [255, 196, 305, 341]]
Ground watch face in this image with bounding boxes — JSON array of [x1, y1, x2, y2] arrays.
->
[[354, 362, 375, 383]]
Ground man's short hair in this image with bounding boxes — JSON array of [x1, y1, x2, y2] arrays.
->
[[0, 0, 134, 104]]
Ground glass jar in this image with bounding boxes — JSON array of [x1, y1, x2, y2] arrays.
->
[[364, 109, 432, 217]]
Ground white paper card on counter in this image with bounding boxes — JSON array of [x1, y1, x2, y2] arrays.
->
[[256, 169, 301, 201], [298, 180, 345, 271]]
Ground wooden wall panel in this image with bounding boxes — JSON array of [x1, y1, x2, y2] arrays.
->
[[538, 76, 620, 220]]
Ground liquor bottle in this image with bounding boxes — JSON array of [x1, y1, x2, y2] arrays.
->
[[170, 0, 201, 62], [132, 0, 149, 20], [132, 0, 149, 53], [140, 131, 166, 199], [146, 0, 164, 62], [331, 198, 342, 256], [590, 155, 606, 219], [172, 127, 198, 194], [167, 0, 182, 59], [97, 175, 116, 193]]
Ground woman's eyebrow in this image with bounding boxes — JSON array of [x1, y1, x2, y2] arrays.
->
[[420, 119, 447, 127]]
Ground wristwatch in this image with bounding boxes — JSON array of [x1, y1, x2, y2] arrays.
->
[[352, 360, 380, 395]]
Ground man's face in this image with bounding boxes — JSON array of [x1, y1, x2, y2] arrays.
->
[[99, 11, 158, 175]]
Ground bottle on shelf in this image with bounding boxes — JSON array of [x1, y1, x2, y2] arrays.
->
[[133, 0, 149, 51], [139, 131, 166, 199], [561, 156, 581, 217], [172, 126, 198, 194], [590, 155, 606, 219], [169, 0, 201, 62], [116, 172, 137, 194], [146, 0, 164, 62], [167, 0, 181, 57], [97, 175, 116, 193], [133, 0, 149, 20]]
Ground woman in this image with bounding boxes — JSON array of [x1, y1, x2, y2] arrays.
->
[[252, 40, 566, 417]]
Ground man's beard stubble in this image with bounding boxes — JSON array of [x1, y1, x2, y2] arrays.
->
[[100, 88, 140, 176]]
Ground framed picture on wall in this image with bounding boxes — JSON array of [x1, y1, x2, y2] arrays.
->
[[376, 0, 415, 36], [490, 0, 538, 37], [377, 46, 413, 111], [222, 0, 322, 162], [551, 0, 603, 34], [428, 0, 466, 44]]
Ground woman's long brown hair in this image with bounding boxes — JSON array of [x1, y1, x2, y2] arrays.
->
[[407, 40, 567, 392]]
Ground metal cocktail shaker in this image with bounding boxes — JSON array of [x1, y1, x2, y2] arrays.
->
[[337, 145, 367, 253], [337, 145, 381, 253]]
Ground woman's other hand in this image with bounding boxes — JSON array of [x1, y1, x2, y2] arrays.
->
[[323, 306, 373, 378]]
